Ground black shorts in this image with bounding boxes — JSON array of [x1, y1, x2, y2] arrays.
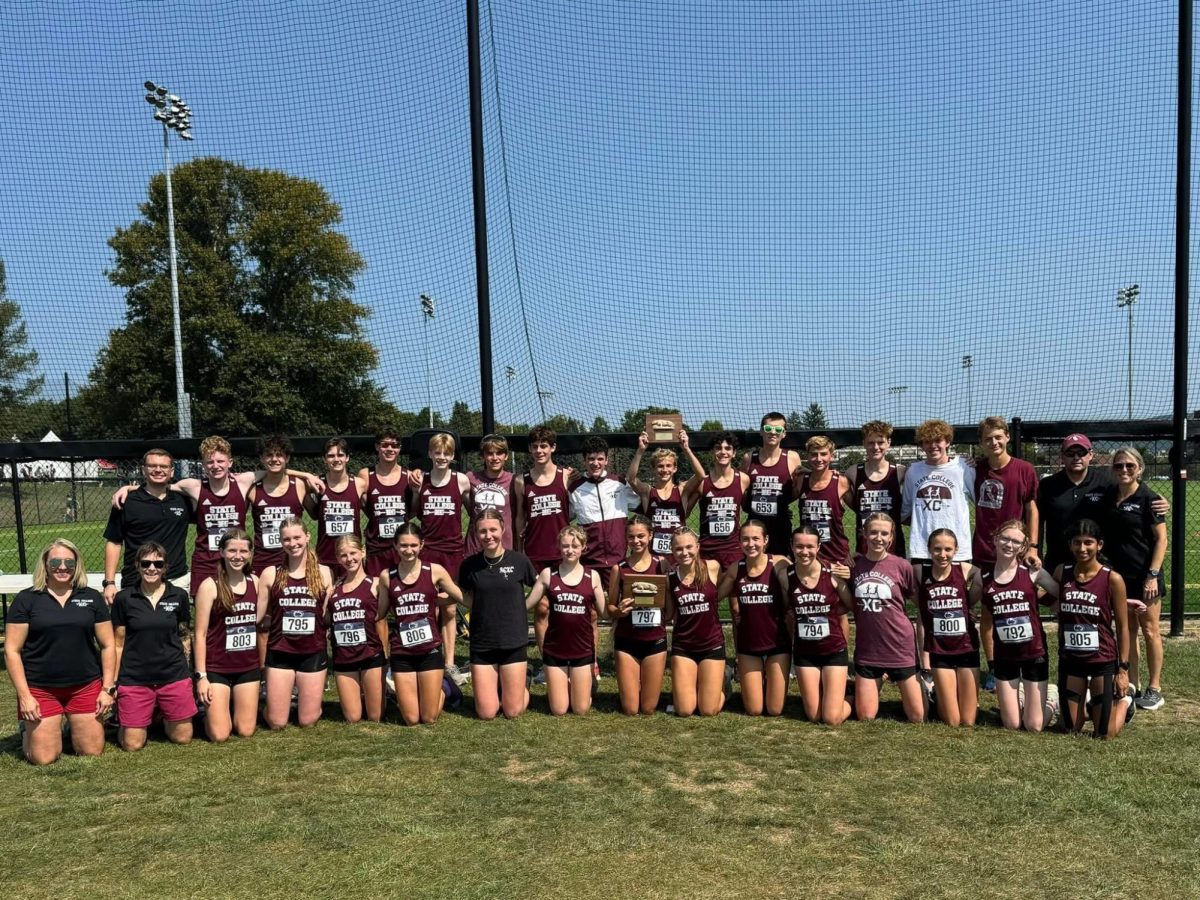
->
[[930, 650, 981, 671], [1059, 656, 1117, 679], [854, 661, 918, 682], [613, 636, 668, 660], [470, 645, 527, 667], [333, 653, 387, 674], [1122, 574, 1165, 605], [391, 648, 446, 674], [265, 649, 328, 673], [738, 646, 792, 660], [793, 647, 850, 669], [993, 655, 1049, 683], [670, 645, 726, 663], [542, 651, 594, 668], [207, 668, 261, 688]]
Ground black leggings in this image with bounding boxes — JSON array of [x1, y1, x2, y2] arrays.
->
[[1060, 670, 1115, 739]]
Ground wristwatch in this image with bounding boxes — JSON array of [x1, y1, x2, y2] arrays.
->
[[1147, 569, 1161, 578], [102, 579, 116, 588], [194, 671, 207, 680], [103, 685, 118, 697], [1118, 661, 1130, 672]]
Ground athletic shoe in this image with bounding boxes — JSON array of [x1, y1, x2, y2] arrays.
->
[[983, 672, 996, 693], [383, 667, 396, 695], [445, 663, 470, 687], [1124, 687, 1137, 725], [1044, 683, 1060, 728], [593, 662, 602, 681], [1136, 687, 1165, 711], [723, 664, 735, 697], [531, 667, 547, 686], [918, 669, 934, 692]]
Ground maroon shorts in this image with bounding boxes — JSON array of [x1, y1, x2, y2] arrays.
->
[[422, 548, 463, 582], [25, 680, 101, 718], [365, 548, 398, 578], [190, 554, 220, 596], [117, 678, 198, 728]]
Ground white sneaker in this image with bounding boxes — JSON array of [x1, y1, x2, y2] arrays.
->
[[1044, 683, 1060, 727], [445, 663, 470, 686]]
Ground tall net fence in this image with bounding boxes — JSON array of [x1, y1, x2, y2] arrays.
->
[[1, 1, 1195, 438]]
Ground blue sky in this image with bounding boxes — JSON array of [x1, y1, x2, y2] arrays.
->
[[0, 0, 1193, 432]]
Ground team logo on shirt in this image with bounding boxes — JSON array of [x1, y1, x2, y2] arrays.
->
[[977, 479, 1004, 510], [917, 477, 954, 511]]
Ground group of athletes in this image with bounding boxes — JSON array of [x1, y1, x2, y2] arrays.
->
[[4, 413, 1169, 763]]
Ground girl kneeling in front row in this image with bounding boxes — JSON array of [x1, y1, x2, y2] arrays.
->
[[666, 528, 726, 717]]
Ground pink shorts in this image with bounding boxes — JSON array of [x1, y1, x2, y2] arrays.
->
[[117, 678, 198, 728], [25, 680, 101, 718]]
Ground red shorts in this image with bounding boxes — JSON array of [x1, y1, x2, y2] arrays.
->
[[117, 678, 198, 728], [25, 680, 101, 718], [365, 548, 398, 578]]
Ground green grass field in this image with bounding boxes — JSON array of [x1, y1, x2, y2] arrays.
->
[[1, 625, 1198, 899]]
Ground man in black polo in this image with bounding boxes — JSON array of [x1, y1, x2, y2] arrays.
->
[[1037, 433, 1167, 573], [102, 449, 191, 604]]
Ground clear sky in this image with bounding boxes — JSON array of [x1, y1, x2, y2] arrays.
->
[[0, 0, 1193, 432]]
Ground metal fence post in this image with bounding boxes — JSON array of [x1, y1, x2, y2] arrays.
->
[[9, 462, 28, 574]]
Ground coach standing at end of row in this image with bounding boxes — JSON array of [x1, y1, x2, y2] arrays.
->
[[102, 449, 192, 603]]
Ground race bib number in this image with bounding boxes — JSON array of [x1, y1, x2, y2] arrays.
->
[[995, 616, 1033, 644], [262, 528, 282, 550], [932, 613, 967, 637], [207, 533, 222, 552], [652, 533, 673, 556], [816, 524, 831, 543], [325, 518, 353, 537], [281, 610, 315, 635], [334, 622, 367, 647], [225, 625, 256, 652], [796, 616, 830, 641], [632, 608, 662, 628], [398, 620, 434, 648], [1063, 623, 1100, 653], [751, 498, 778, 517], [709, 519, 734, 538], [379, 519, 400, 539]]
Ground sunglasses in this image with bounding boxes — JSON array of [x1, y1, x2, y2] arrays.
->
[[1113, 463, 1138, 471], [139, 559, 167, 570], [761, 425, 786, 435], [1062, 449, 1089, 458], [377, 442, 399, 449], [47, 558, 77, 571]]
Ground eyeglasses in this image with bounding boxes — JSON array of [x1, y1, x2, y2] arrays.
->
[[994, 536, 1024, 546], [761, 425, 786, 435], [1062, 449, 1088, 458], [139, 559, 167, 570], [1113, 463, 1138, 471], [47, 558, 77, 571], [377, 442, 399, 449]]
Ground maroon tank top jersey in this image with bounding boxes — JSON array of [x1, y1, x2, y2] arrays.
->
[[645, 485, 686, 558], [521, 470, 570, 566], [982, 567, 1048, 663], [612, 558, 667, 643], [314, 480, 363, 568], [916, 564, 979, 656], [363, 469, 410, 557], [464, 470, 515, 555], [387, 564, 442, 657], [699, 475, 744, 566], [852, 464, 905, 557], [250, 477, 304, 573], [1057, 565, 1118, 665], [731, 559, 789, 655], [743, 451, 794, 544], [328, 577, 383, 667], [787, 565, 849, 656], [416, 474, 465, 557], [798, 473, 849, 565], [543, 569, 598, 660], [204, 576, 259, 674], [669, 570, 725, 653], [267, 573, 327, 655], [193, 479, 249, 571]]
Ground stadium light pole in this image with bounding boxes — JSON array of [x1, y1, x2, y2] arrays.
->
[[504, 365, 517, 434], [420, 294, 436, 428], [887, 385, 908, 425], [962, 355, 974, 424], [1116, 284, 1140, 418], [143, 81, 194, 439]]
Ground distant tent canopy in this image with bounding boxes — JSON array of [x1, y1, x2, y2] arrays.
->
[[1, 430, 103, 479]]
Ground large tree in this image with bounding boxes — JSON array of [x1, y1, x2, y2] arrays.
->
[[79, 157, 398, 438], [0, 259, 44, 433]]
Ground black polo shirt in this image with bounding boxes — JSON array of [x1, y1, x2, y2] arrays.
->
[[111, 584, 192, 686], [1037, 467, 1114, 571], [104, 486, 192, 583], [458, 551, 537, 650], [1100, 483, 1166, 580], [8, 586, 110, 687]]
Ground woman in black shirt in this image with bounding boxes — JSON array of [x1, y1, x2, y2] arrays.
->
[[112, 542, 196, 751], [4, 539, 115, 765]]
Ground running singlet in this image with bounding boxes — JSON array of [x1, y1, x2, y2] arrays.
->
[[798, 474, 850, 565], [1057, 565, 1118, 665], [699, 475, 744, 564], [743, 451, 794, 547], [464, 470, 515, 555], [669, 570, 725, 654], [417, 474, 465, 555], [328, 577, 383, 667], [520, 470, 570, 564], [314, 480, 362, 567], [543, 569, 597, 660], [850, 554, 918, 669], [612, 558, 667, 642], [194, 479, 249, 557], [645, 485, 685, 557], [787, 565, 848, 656], [981, 567, 1049, 663], [731, 559, 789, 654], [851, 464, 905, 557], [251, 478, 304, 573], [267, 573, 327, 656], [387, 564, 442, 657], [916, 564, 978, 656], [204, 577, 259, 673], [363, 469, 410, 556]]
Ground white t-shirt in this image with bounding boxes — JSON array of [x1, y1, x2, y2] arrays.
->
[[901, 457, 975, 561]]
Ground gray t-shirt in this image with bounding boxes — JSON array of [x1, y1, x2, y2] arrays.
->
[[901, 457, 975, 561]]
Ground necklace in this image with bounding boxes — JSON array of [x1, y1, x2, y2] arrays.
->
[[485, 550, 506, 568]]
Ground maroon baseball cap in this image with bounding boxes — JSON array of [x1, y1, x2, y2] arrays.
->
[[1062, 433, 1092, 452]]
